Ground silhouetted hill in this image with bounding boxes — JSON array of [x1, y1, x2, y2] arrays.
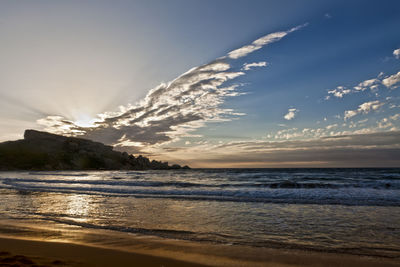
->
[[0, 130, 189, 171]]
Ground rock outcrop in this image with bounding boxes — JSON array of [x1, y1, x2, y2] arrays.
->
[[0, 130, 189, 171]]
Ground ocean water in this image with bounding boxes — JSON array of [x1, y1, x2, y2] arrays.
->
[[0, 168, 399, 258]]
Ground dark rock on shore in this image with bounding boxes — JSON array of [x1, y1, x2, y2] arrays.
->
[[0, 130, 190, 171]]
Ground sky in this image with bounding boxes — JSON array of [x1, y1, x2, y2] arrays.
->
[[1, 0, 400, 167]]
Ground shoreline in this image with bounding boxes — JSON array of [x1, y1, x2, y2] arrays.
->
[[0, 234, 399, 267], [1, 168, 399, 267]]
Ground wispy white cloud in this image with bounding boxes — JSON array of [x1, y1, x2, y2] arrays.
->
[[265, 113, 399, 143], [284, 108, 298, 120], [327, 77, 382, 99], [344, 100, 385, 120], [227, 23, 308, 59], [326, 68, 400, 99], [326, 86, 351, 98], [382, 71, 400, 88], [377, 117, 394, 129], [394, 48, 400, 59], [376, 113, 400, 130], [242, 61, 267, 71], [353, 78, 380, 91], [326, 123, 338, 130]]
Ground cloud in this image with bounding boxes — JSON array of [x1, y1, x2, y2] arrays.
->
[[326, 123, 338, 130], [265, 113, 399, 142], [353, 78, 380, 91], [327, 86, 351, 98], [227, 23, 308, 59], [382, 71, 400, 88], [377, 118, 393, 129], [38, 59, 247, 147], [327, 78, 382, 99], [394, 48, 400, 59], [37, 25, 305, 150], [344, 100, 385, 120], [326, 67, 400, 99], [242, 61, 267, 71], [284, 108, 298, 120], [36, 116, 86, 135], [159, 131, 400, 167]]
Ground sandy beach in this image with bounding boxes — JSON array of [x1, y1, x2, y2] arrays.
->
[[0, 237, 206, 267], [0, 169, 400, 266], [0, 236, 399, 267]]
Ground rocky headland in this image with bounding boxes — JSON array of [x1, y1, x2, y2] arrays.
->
[[0, 130, 189, 170]]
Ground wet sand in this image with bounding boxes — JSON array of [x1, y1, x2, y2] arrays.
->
[[0, 237, 205, 267], [0, 236, 399, 267]]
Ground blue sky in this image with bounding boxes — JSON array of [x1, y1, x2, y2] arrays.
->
[[1, 0, 400, 167]]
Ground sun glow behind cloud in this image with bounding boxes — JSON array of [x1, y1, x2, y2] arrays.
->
[[33, 21, 400, 167], [36, 24, 307, 150]]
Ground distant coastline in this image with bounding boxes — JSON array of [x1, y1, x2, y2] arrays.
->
[[0, 130, 189, 171]]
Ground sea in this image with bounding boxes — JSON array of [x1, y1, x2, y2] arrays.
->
[[0, 168, 399, 259]]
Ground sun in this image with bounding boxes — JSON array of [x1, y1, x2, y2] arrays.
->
[[73, 114, 99, 128]]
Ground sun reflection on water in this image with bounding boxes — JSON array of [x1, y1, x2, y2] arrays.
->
[[34, 192, 98, 225], [65, 194, 92, 219]]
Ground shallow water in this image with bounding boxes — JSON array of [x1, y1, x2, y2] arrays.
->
[[0, 168, 399, 257]]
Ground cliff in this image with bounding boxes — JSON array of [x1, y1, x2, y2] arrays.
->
[[0, 130, 189, 171]]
